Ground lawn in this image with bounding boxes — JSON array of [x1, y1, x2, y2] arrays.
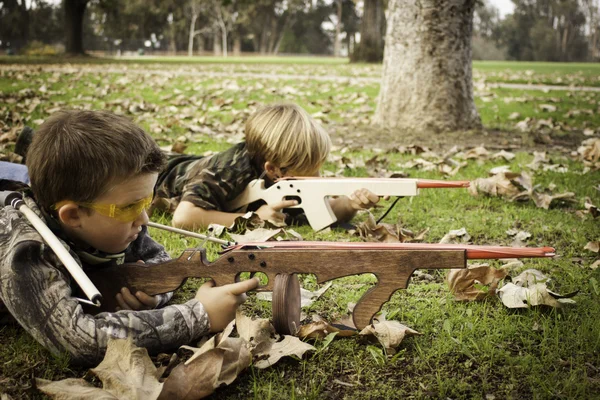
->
[[0, 57, 599, 399]]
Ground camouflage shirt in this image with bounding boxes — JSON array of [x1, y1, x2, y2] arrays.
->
[[153, 142, 262, 213], [0, 189, 210, 366]]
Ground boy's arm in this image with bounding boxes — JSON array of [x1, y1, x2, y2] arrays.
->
[[0, 208, 210, 366], [172, 200, 245, 230], [172, 200, 297, 230]]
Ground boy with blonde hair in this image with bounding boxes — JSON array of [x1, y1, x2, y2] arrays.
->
[[154, 103, 381, 230], [0, 110, 257, 366]]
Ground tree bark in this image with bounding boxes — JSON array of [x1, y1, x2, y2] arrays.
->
[[334, 0, 343, 57], [352, 0, 384, 62], [188, 13, 198, 56], [374, 0, 481, 133], [233, 33, 241, 56], [213, 29, 222, 55], [64, 0, 89, 55]]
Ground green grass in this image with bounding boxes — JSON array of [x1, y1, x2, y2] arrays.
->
[[0, 59, 599, 399]]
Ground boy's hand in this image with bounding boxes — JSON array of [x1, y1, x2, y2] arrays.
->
[[114, 260, 159, 311], [115, 287, 159, 311], [195, 278, 260, 332], [256, 200, 298, 224], [348, 188, 383, 210]]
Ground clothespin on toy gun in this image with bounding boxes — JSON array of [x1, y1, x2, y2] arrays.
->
[[226, 177, 471, 231], [0, 191, 102, 307]]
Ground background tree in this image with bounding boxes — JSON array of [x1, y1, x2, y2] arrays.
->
[[64, 0, 89, 54], [351, 0, 385, 62], [374, 0, 481, 132]]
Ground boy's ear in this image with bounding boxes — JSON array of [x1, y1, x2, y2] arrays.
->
[[263, 161, 281, 180], [57, 203, 83, 228]]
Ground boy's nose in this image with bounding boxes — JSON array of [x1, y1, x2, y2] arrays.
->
[[134, 209, 150, 226]]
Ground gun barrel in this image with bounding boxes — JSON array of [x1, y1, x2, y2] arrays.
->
[[224, 241, 555, 259], [416, 179, 471, 189]]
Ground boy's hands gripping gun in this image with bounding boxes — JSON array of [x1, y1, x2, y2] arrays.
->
[[226, 177, 471, 231]]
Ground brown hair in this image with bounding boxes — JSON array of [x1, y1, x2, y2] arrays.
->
[[27, 110, 166, 211], [245, 103, 331, 175]]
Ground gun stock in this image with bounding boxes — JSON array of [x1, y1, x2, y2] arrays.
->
[[86, 242, 554, 330], [226, 177, 470, 231]]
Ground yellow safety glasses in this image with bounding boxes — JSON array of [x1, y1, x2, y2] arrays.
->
[[54, 195, 153, 223]]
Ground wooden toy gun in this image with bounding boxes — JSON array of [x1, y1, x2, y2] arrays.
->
[[85, 241, 554, 334], [226, 177, 471, 231]]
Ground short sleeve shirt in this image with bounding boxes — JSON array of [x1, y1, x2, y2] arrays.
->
[[153, 142, 262, 213]]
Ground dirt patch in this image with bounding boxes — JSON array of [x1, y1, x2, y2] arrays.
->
[[328, 123, 585, 154]]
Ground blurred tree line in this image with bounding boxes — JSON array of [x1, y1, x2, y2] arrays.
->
[[0, 0, 599, 62]]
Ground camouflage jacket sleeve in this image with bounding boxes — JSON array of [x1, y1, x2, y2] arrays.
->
[[0, 200, 210, 366], [180, 142, 261, 211]]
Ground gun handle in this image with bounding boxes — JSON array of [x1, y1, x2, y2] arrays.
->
[[300, 197, 338, 231], [353, 282, 406, 330]]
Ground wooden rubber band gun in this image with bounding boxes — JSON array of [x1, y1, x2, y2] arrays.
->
[[226, 177, 471, 231], [85, 241, 555, 333]]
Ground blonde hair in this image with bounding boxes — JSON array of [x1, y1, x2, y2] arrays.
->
[[245, 104, 331, 175]]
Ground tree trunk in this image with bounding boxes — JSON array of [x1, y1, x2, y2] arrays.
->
[[188, 14, 198, 56], [64, 0, 89, 55], [352, 0, 384, 62], [374, 0, 481, 133], [233, 34, 241, 56], [214, 29, 222, 55], [334, 0, 343, 57]]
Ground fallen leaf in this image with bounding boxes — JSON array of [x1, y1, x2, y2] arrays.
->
[[584, 241, 600, 253], [512, 269, 550, 286], [36, 378, 116, 399], [253, 336, 315, 369], [530, 191, 576, 209], [506, 230, 531, 247], [359, 319, 421, 355], [539, 104, 557, 112], [235, 312, 276, 355], [297, 320, 357, 339], [447, 265, 509, 301], [37, 337, 163, 400], [498, 282, 562, 308], [229, 228, 283, 243], [439, 228, 471, 244]]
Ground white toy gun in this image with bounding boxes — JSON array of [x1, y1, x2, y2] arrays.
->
[[226, 177, 471, 231]]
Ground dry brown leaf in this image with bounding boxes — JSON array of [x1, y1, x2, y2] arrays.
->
[[235, 312, 276, 355], [498, 283, 562, 308], [439, 228, 471, 244], [229, 228, 283, 243], [37, 337, 163, 400], [578, 138, 600, 162], [90, 337, 163, 400], [584, 241, 600, 253], [359, 319, 421, 355], [498, 269, 576, 309], [468, 173, 522, 198], [354, 212, 428, 243], [159, 319, 251, 400], [584, 198, 599, 218], [531, 191, 577, 209], [539, 104, 557, 112], [446, 265, 509, 301], [253, 336, 316, 369], [297, 320, 357, 339], [36, 378, 117, 399]]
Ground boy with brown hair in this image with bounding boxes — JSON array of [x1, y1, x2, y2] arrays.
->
[[154, 103, 382, 230], [0, 110, 258, 366]]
